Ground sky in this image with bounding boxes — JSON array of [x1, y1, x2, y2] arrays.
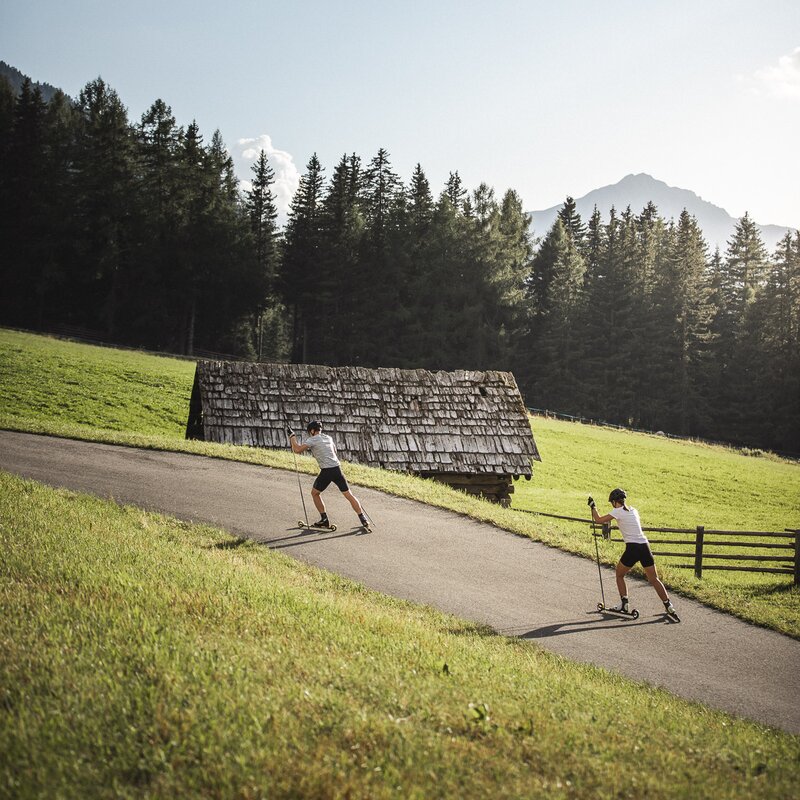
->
[[2, 0, 799, 227]]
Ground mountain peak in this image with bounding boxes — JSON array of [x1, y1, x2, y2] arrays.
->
[[528, 174, 794, 252]]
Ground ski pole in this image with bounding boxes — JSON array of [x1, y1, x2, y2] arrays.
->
[[277, 382, 309, 528], [289, 429, 310, 528], [594, 531, 606, 609], [359, 501, 375, 527]]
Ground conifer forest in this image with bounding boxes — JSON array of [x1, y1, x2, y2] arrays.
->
[[1, 76, 798, 453]]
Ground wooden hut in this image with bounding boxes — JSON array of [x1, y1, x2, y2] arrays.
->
[[186, 360, 540, 505]]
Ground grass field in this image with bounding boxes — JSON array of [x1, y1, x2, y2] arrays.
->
[[1, 328, 798, 638], [2, 471, 798, 799]]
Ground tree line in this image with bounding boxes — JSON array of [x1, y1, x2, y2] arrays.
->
[[1, 76, 797, 452]]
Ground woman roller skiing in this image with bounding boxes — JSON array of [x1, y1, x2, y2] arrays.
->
[[589, 488, 680, 620], [288, 420, 371, 531]]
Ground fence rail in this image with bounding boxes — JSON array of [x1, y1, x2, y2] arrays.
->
[[520, 508, 800, 585]]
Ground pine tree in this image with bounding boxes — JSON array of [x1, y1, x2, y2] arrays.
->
[[192, 129, 260, 358], [716, 214, 770, 442], [136, 98, 185, 347], [523, 217, 586, 410], [0, 80, 51, 326], [317, 153, 364, 365], [244, 149, 285, 360], [650, 210, 713, 434], [571, 205, 606, 413], [557, 196, 586, 251], [356, 148, 404, 364], [443, 171, 467, 212], [408, 163, 433, 234], [492, 188, 534, 369], [752, 232, 800, 450], [71, 79, 140, 338], [281, 153, 325, 362]]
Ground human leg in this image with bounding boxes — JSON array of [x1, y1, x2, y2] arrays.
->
[[331, 470, 366, 522], [311, 487, 326, 515], [615, 561, 631, 602], [342, 489, 363, 515], [643, 564, 669, 603]]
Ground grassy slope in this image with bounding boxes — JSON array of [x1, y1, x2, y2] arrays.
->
[[2, 471, 798, 799], [515, 417, 798, 532], [0, 327, 798, 640]]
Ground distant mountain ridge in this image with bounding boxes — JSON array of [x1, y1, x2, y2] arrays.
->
[[528, 173, 795, 253], [0, 61, 65, 104]]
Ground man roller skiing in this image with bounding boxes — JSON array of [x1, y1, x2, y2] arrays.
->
[[589, 488, 680, 620], [288, 420, 370, 530]]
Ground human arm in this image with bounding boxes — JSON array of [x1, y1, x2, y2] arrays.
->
[[287, 428, 310, 454], [588, 496, 614, 524]]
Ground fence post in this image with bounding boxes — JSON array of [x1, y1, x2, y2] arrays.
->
[[694, 525, 705, 579], [794, 531, 800, 587], [602, 522, 611, 541]]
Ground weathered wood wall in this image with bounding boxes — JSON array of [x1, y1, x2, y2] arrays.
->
[[186, 360, 540, 500]]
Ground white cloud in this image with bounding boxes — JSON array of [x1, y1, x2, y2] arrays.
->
[[233, 134, 301, 224], [751, 46, 800, 99]]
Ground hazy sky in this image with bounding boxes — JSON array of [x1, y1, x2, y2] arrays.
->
[[3, 0, 799, 227]]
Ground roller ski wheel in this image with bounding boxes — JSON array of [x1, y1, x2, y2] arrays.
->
[[298, 520, 337, 532], [597, 602, 639, 620]]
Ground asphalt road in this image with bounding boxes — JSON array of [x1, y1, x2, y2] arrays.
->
[[2, 429, 799, 735]]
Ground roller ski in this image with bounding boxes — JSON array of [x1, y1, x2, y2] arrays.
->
[[358, 513, 372, 533], [299, 517, 337, 532], [663, 600, 681, 622], [597, 597, 640, 619]]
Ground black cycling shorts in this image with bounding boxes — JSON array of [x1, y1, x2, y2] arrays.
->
[[313, 466, 349, 493], [620, 542, 655, 568]]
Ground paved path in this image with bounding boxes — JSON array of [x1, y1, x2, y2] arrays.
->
[[2, 430, 799, 734]]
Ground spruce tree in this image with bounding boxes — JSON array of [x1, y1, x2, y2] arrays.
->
[[281, 153, 325, 362], [523, 217, 586, 411], [71, 79, 139, 338], [0, 79, 48, 327], [317, 153, 364, 365], [716, 214, 770, 442], [357, 148, 404, 365], [752, 232, 800, 450], [244, 149, 285, 360], [557, 196, 587, 251]]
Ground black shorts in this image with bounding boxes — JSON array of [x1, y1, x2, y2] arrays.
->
[[313, 466, 349, 493], [620, 542, 655, 569]]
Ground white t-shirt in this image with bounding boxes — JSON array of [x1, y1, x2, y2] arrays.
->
[[304, 433, 340, 469], [609, 506, 649, 544]]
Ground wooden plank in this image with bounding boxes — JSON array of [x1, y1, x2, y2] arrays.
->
[[692, 566, 795, 575], [697, 554, 796, 563], [699, 530, 798, 538], [703, 541, 796, 550], [670, 564, 795, 575], [654, 540, 794, 550]]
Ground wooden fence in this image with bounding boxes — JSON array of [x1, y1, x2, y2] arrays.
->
[[522, 509, 800, 585]]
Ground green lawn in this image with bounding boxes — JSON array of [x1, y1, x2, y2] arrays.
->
[[1, 327, 799, 638], [2, 471, 798, 799], [0, 329, 193, 436]]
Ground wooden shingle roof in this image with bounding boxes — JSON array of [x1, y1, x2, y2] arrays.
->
[[186, 361, 540, 477]]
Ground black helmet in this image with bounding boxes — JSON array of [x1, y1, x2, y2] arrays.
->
[[608, 488, 627, 503], [306, 420, 322, 433]]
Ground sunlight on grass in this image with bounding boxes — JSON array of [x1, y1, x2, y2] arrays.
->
[[1, 327, 799, 638], [2, 472, 798, 798]]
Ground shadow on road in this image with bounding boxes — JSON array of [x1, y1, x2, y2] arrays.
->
[[506, 612, 669, 639], [264, 526, 371, 549]]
